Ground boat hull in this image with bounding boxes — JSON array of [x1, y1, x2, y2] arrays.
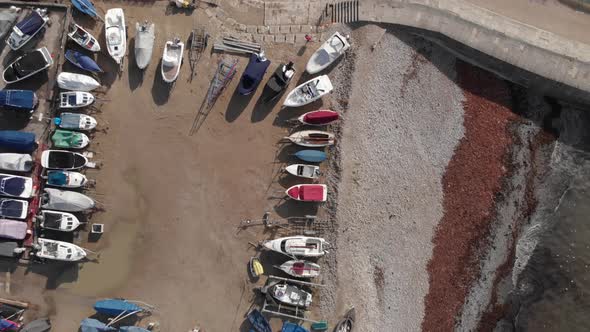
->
[[105, 8, 127, 64]]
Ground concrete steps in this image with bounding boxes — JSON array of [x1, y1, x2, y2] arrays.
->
[[324, 0, 359, 23]]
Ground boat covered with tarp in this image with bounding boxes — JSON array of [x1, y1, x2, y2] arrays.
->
[[0, 241, 19, 257], [238, 53, 270, 95], [57, 72, 100, 91], [41, 150, 88, 170], [0, 153, 32, 172], [55, 112, 97, 131], [0, 219, 27, 240], [247, 309, 271, 332], [134, 21, 155, 69], [94, 299, 144, 316], [79, 319, 116, 332], [0, 90, 37, 111], [46, 170, 88, 188], [20, 318, 51, 332], [0, 131, 35, 152], [41, 188, 94, 212], [119, 327, 150, 332], [0, 173, 33, 198], [8, 8, 49, 51], [71, 0, 100, 19], [0, 6, 20, 41], [65, 50, 103, 73], [282, 322, 310, 332], [3, 47, 53, 84], [51, 130, 90, 149], [0, 198, 28, 219]]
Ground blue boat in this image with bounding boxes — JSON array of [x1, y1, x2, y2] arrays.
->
[[93, 299, 143, 316], [238, 53, 271, 95], [0, 131, 36, 152], [247, 309, 271, 332], [281, 322, 309, 332], [0, 90, 37, 111], [79, 318, 116, 332], [293, 150, 327, 163], [65, 50, 103, 73], [71, 0, 99, 18], [7, 8, 49, 51], [119, 327, 150, 332]]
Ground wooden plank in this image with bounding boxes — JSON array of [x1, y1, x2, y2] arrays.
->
[[0, 297, 28, 308]]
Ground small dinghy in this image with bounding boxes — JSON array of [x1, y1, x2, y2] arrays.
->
[[71, 0, 99, 19], [105, 8, 126, 64], [57, 72, 100, 91], [0, 153, 32, 172], [59, 91, 94, 108], [161, 37, 184, 83], [271, 283, 312, 308], [295, 109, 339, 126], [0, 131, 36, 153], [94, 299, 148, 316], [283, 75, 333, 107], [264, 62, 295, 103], [238, 52, 271, 95], [7, 8, 49, 51], [65, 50, 103, 73], [306, 32, 350, 74], [55, 112, 97, 130], [41, 188, 95, 212], [286, 184, 327, 202], [3, 47, 53, 84], [34, 238, 87, 262], [293, 150, 327, 163], [0, 89, 37, 112], [51, 129, 90, 149], [247, 309, 271, 332], [41, 150, 88, 170], [46, 170, 88, 188], [263, 236, 328, 257], [0, 6, 21, 41], [334, 307, 355, 332], [285, 164, 320, 179], [0, 173, 33, 198], [0, 219, 28, 240], [68, 23, 100, 52], [0, 198, 28, 219], [38, 210, 81, 231], [277, 260, 321, 278], [80, 319, 116, 332], [285, 130, 335, 147], [20, 318, 51, 332], [135, 21, 155, 70]]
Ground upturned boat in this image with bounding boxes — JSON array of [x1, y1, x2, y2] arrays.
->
[[294, 110, 339, 126]]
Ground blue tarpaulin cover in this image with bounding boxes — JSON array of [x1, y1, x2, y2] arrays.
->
[[47, 171, 67, 186], [0, 90, 36, 110], [79, 319, 116, 332], [71, 0, 98, 17], [0, 131, 35, 152], [94, 299, 142, 316], [0, 175, 26, 196], [247, 309, 272, 332], [65, 50, 102, 72], [281, 322, 309, 332], [0, 199, 24, 218], [119, 327, 150, 332], [15, 11, 43, 35], [238, 53, 271, 95]]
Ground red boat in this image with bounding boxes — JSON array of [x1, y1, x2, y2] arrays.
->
[[297, 109, 339, 126], [286, 184, 327, 202]]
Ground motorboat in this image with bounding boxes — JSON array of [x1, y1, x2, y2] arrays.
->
[[0, 153, 32, 172], [283, 75, 333, 107], [57, 72, 100, 91], [0, 219, 27, 240], [247, 309, 271, 332], [105, 8, 126, 64], [0, 6, 21, 41], [41, 150, 88, 170], [51, 130, 90, 149], [277, 260, 320, 278], [59, 91, 95, 108], [41, 188, 95, 212], [0, 173, 33, 198], [55, 112, 97, 130], [270, 283, 312, 308], [94, 299, 146, 316], [71, 0, 99, 19], [3, 47, 53, 84], [238, 52, 270, 95], [34, 238, 87, 262], [284, 130, 335, 147], [135, 21, 155, 69], [264, 62, 295, 103], [0, 198, 28, 219], [68, 23, 100, 52], [38, 210, 81, 231], [249, 256, 264, 278], [294, 110, 339, 126], [334, 307, 355, 332], [7, 8, 49, 51], [286, 184, 327, 202], [262, 236, 328, 257], [46, 170, 88, 188], [65, 50, 103, 73], [0, 90, 38, 112], [0, 131, 36, 153], [285, 164, 320, 179], [292, 150, 326, 163], [305, 31, 350, 74], [19, 318, 51, 332], [161, 37, 184, 83]]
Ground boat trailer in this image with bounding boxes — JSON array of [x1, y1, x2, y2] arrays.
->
[[258, 275, 323, 323], [237, 211, 334, 237]]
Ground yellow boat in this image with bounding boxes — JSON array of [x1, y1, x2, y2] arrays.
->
[[249, 257, 264, 278]]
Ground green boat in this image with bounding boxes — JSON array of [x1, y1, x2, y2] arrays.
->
[[51, 129, 90, 149]]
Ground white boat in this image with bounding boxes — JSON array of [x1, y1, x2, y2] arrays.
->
[[283, 75, 333, 107], [135, 21, 155, 69], [7, 8, 49, 51], [38, 210, 82, 231], [105, 8, 126, 64], [59, 91, 95, 108], [161, 38, 184, 83], [0, 173, 33, 198], [263, 236, 328, 257], [277, 260, 321, 278], [41, 150, 88, 170], [285, 164, 320, 179], [0, 153, 32, 172], [56, 112, 97, 130], [41, 188, 95, 212], [68, 23, 100, 52], [34, 238, 87, 262], [270, 283, 312, 308], [3, 47, 53, 84], [305, 32, 350, 74], [57, 73, 100, 91], [45, 170, 88, 188], [285, 130, 335, 147]]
